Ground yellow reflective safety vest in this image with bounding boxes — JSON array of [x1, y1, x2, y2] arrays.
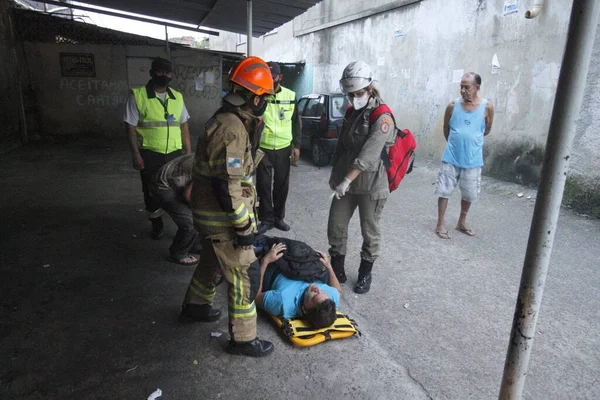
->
[[260, 86, 296, 150], [132, 84, 184, 154]]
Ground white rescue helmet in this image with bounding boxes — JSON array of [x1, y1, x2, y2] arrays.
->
[[339, 61, 373, 93]]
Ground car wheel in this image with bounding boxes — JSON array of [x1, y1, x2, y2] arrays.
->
[[312, 140, 330, 167]]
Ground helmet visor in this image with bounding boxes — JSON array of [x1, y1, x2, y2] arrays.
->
[[339, 77, 371, 93]]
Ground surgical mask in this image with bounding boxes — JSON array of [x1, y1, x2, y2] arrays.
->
[[351, 92, 370, 110], [152, 75, 172, 88]]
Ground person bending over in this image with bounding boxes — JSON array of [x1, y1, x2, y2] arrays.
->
[[255, 243, 343, 329]]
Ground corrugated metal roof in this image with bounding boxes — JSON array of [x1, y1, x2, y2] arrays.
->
[[77, 0, 322, 37], [11, 8, 244, 58]]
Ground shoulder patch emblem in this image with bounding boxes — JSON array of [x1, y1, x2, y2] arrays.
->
[[381, 122, 390, 134], [381, 117, 392, 126], [227, 157, 242, 168]]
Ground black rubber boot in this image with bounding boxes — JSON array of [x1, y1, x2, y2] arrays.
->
[[179, 304, 222, 323], [150, 216, 164, 240], [331, 254, 347, 283], [225, 338, 274, 357], [354, 259, 373, 294]]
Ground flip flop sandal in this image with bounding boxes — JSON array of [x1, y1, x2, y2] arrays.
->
[[435, 231, 451, 240], [169, 253, 200, 266], [455, 227, 475, 236]]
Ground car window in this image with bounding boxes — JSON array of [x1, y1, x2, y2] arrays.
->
[[305, 98, 322, 117], [297, 98, 308, 116], [330, 95, 348, 118]]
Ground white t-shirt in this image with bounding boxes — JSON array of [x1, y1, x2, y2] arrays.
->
[[123, 91, 190, 126]]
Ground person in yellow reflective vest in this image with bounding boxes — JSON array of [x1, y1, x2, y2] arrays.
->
[[179, 56, 276, 357], [124, 57, 192, 239], [256, 62, 302, 234]]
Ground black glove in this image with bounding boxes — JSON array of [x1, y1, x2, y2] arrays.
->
[[236, 233, 255, 248]]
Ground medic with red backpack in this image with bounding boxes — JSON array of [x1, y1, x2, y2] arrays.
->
[[327, 60, 416, 295]]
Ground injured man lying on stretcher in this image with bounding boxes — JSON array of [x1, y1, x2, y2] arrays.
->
[[254, 242, 343, 329]]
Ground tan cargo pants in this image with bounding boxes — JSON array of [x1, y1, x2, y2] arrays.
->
[[327, 193, 387, 262], [183, 234, 261, 342]]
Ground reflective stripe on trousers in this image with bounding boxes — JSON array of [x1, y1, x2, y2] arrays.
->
[[183, 236, 260, 342]]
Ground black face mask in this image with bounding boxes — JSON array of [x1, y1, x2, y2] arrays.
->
[[152, 75, 171, 88], [251, 97, 268, 117]]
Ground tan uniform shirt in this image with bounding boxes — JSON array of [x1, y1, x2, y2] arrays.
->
[[191, 107, 261, 238], [330, 97, 396, 200]]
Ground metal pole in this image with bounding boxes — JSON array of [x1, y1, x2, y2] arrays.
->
[[499, 1, 600, 398], [7, 11, 28, 144], [165, 25, 171, 60], [247, 0, 253, 56]]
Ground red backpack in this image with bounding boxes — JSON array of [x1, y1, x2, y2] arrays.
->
[[369, 105, 416, 192]]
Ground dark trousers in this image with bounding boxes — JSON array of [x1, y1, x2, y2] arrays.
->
[[256, 146, 291, 223], [151, 188, 199, 257], [139, 149, 182, 214]]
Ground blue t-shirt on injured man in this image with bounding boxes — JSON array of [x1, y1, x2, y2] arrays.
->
[[261, 274, 340, 318]]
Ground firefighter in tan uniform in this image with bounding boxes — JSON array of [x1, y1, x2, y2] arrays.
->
[[179, 57, 275, 357]]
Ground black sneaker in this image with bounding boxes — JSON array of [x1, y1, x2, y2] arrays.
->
[[225, 338, 274, 357], [274, 220, 290, 231], [179, 304, 222, 323], [150, 217, 164, 240], [257, 222, 274, 235]]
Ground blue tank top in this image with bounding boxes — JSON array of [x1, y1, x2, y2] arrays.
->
[[441, 98, 487, 168]]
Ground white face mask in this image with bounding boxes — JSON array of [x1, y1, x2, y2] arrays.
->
[[351, 92, 370, 110]]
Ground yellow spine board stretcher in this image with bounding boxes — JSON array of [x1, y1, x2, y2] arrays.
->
[[271, 311, 361, 347]]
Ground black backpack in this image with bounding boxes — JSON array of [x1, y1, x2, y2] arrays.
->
[[256, 236, 329, 284]]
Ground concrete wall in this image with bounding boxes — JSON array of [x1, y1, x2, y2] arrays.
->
[[213, 0, 580, 184], [565, 20, 600, 216], [575, 21, 600, 178], [209, 31, 242, 54], [19, 42, 222, 140], [0, 0, 25, 149]]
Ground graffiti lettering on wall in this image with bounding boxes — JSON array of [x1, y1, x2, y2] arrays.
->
[[173, 64, 221, 100], [74, 94, 127, 107], [59, 78, 128, 108]]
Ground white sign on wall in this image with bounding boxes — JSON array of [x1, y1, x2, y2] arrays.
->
[[452, 69, 464, 83], [503, 0, 519, 16], [492, 53, 501, 74], [195, 74, 204, 91]]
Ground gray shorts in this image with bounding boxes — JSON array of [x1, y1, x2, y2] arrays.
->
[[435, 162, 481, 202]]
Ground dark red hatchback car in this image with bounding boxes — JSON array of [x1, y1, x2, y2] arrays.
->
[[297, 93, 348, 166]]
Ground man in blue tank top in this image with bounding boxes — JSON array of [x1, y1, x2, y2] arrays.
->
[[435, 72, 495, 239]]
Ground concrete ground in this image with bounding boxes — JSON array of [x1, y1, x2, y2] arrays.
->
[[1, 139, 599, 400]]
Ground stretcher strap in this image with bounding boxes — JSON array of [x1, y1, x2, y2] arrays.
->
[[276, 312, 361, 338]]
